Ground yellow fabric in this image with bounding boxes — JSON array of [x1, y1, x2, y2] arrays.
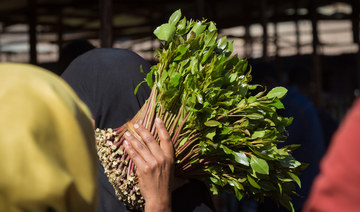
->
[[0, 63, 98, 212]]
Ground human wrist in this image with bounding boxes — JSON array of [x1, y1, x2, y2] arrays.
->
[[144, 196, 171, 212]]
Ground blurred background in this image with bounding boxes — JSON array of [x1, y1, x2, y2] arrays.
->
[[0, 1, 358, 210], [1, 0, 358, 122]]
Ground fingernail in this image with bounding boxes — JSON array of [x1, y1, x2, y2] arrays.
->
[[134, 123, 139, 129], [124, 140, 129, 148], [125, 131, 131, 137], [156, 117, 161, 123]]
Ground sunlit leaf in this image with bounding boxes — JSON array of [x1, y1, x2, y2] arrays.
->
[[266, 86, 288, 99], [168, 9, 181, 25], [153, 23, 176, 41], [247, 175, 261, 189], [191, 22, 207, 36], [204, 120, 221, 127], [288, 172, 301, 188], [250, 156, 269, 175], [205, 128, 216, 140], [233, 151, 249, 166]]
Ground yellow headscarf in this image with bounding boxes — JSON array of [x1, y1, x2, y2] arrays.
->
[[0, 63, 98, 212]]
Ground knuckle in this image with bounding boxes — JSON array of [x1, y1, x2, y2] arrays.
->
[[136, 142, 144, 150], [157, 157, 166, 165], [143, 134, 155, 143], [131, 151, 138, 158], [148, 161, 158, 170], [142, 165, 150, 174], [164, 137, 171, 143]]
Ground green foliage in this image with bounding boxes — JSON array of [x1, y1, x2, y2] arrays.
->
[[144, 9, 303, 211]]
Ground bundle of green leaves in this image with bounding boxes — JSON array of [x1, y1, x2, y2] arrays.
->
[[95, 9, 303, 211]]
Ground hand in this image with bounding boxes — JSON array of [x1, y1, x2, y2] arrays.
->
[[124, 117, 174, 212]]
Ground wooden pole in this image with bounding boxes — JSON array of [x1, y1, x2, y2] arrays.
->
[[99, 0, 113, 48], [244, 24, 252, 58], [57, 9, 64, 54], [0, 22, 2, 62], [351, 0, 359, 43], [261, 0, 268, 60], [351, 0, 360, 90], [274, 22, 279, 57], [27, 0, 37, 65], [293, 0, 301, 57], [310, 1, 322, 107], [273, 1, 280, 59]]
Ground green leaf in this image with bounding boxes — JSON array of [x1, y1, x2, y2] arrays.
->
[[234, 187, 243, 200], [228, 164, 234, 173], [227, 40, 234, 54], [208, 22, 217, 32], [174, 44, 189, 61], [201, 46, 215, 64], [231, 179, 244, 190], [279, 194, 295, 212], [168, 9, 181, 25], [217, 36, 227, 50], [221, 145, 233, 155], [270, 98, 285, 109], [153, 23, 176, 42], [177, 17, 187, 34], [246, 113, 264, 120], [233, 151, 249, 166], [178, 137, 188, 147], [279, 157, 301, 168], [197, 92, 203, 104], [146, 69, 154, 88], [210, 184, 218, 195], [277, 176, 293, 182], [139, 64, 145, 74], [247, 175, 261, 189], [266, 86, 287, 99], [278, 183, 282, 194], [190, 58, 199, 74], [283, 144, 301, 151], [251, 130, 265, 139], [170, 73, 181, 87], [250, 156, 269, 175], [220, 127, 231, 135], [204, 31, 217, 47], [210, 176, 220, 185], [288, 172, 301, 188], [205, 128, 216, 140], [190, 158, 200, 164], [134, 81, 146, 95], [191, 22, 207, 36], [204, 120, 221, 127], [247, 96, 256, 103], [229, 73, 237, 83]]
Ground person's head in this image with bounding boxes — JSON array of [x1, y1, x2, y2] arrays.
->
[[61, 48, 152, 129], [287, 64, 312, 88], [0, 63, 98, 212], [56, 39, 96, 75], [286, 64, 316, 98], [251, 60, 281, 91]]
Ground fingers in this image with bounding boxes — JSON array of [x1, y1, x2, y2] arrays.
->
[[124, 118, 174, 167], [123, 139, 147, 169], [132, 122, 165, 158], [124, 131, 155, 163], [155, 118, 174, 159]]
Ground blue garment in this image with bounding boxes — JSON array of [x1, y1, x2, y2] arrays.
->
[[281, 86, 326, 211]]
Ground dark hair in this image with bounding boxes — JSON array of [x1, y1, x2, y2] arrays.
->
[[287, 64, 312, 87], [56, 39, 96, 75]]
